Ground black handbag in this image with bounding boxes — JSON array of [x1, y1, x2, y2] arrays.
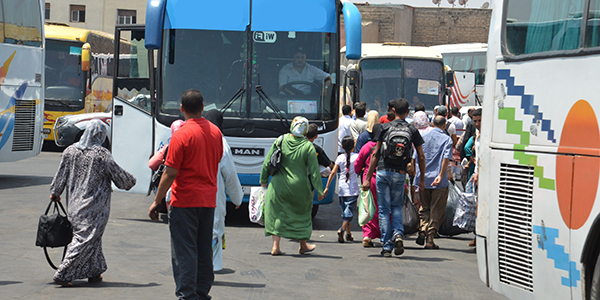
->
[[151, 146, 169, 189], [267, 135, 284, 176], [36, 200, 73, 269]]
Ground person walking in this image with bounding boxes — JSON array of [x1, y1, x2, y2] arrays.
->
[[260, 117, 325, 255], [350, 102, 367, 140], [323, 136, 359, 243], [49, 120, 136, 287], [306, 123, 334, 177], [205, 110, 243, 272], [338, 105, 353, 153], [412, 116, 453, 249], [149, 89, 223, 300], [354, 124, 382, 247], [354, 110, 379, 154], [362, 98, 426, 257]]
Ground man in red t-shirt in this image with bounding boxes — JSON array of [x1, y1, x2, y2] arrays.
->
[[149, 89, 223, 300]]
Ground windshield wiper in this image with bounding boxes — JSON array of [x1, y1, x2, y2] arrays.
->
[[219, 86, 245, 114], [255, 85, 290, 129], [45, 99, 74, 108]]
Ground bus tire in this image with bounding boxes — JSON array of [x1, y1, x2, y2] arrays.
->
[[590, 254, 600, 300], [311, 205, 319, 218]]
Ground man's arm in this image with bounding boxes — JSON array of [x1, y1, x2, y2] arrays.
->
[[149, 166, 178, 221], [432, 158, 450, 187]]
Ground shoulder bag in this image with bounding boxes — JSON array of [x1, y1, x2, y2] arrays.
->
[[267, 135, 284, 176]]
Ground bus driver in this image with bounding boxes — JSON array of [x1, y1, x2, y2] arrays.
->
[[279, 47, 330, 96]]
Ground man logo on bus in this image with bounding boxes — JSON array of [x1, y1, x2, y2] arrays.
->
[[253, 31, 277, 43]]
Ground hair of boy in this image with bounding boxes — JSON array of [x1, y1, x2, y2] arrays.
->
[[472, 108, 482, 117], [306, 123, 319, 140], [393, 98, 409, 115], [414, 104, 425, 112], [355, 103, 366, 118], [342, 105, 352, 116]]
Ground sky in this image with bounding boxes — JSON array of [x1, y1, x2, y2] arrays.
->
[[356, 0, 492, 9]]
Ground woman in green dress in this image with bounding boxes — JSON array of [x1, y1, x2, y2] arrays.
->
[[260, 116, 325, 255]]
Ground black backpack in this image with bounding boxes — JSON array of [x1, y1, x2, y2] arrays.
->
[[381, 122, 412, 165]]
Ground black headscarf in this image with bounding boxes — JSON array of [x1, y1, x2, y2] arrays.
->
[[370, 124, 381, 142], [205, 109, 223, 131]]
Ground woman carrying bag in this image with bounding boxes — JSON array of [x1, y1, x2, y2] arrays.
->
[[49, 120, 136, 286]]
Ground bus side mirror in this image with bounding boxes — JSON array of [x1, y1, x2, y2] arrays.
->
[[446, 71, 454, 88], [81, 43, 90, 72], [347, 69, 358, 86]]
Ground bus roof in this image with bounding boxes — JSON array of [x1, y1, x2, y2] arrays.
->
[[342, 43, 443, 60], [430, 43, 487, 54], [44, 24, 114, 43]]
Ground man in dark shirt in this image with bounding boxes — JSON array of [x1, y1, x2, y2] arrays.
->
[[363, 98, 426, 257], [307, 124, 334, 176]]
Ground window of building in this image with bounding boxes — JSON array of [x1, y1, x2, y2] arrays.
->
[[45, 3, 50, 20], [117, 9, 136, 25], [70, 5, 85, 23]]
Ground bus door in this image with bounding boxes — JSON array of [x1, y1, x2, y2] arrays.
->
[[111, 25, 154, 194]]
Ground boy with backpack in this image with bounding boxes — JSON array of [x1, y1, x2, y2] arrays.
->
[[362, 98, 426, 257]]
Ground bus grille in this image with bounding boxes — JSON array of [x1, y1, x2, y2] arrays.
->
[[498, 163, 534, 292], [11, 100, 36, 152]]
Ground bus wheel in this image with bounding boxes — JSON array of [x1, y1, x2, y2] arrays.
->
[[311, 205, 319, 218], [590, 254, 600, 300]]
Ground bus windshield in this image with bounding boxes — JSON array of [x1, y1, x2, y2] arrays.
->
[[45, 39, 85, 111], [359, 58, 443, 114], [442, 52, 486, 85], [160, 29, 337, 121]]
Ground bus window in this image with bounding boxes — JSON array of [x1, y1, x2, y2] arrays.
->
[[586, 1, 600, 48], [2, 0, 43, 47], [506, 0, 584, 55], [403, 59, 443, 111], [472, 53, 486, 85]]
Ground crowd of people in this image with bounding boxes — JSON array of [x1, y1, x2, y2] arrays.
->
[[47, 88, 481, 299]]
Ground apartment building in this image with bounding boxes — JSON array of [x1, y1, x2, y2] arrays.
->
[[44, 0, 147, 34]]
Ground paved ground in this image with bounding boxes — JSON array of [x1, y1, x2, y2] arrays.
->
[[0, 151, 508, 300]]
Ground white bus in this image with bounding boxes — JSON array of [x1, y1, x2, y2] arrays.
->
[[340, 43, 449, 116], [431, 43, 487, 103], [477, 1, 600, 300], [0, 0, 45, 163]]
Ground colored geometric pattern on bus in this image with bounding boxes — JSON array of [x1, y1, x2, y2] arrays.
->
[[497, 69, 556, 143], [498, 107, 556, 190], [0, 83, 28, 151], [533, 225, 580, 287], [0, 51, 18, 151]]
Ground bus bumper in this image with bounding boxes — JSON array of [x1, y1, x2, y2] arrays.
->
[[476, 235, 490, 287]]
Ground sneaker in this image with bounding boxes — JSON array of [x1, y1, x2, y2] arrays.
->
[[393, 236, 405, 256], [381, 249, 392, 257]]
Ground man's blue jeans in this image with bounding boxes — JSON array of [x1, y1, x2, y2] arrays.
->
[[376, 170, 406, 251]]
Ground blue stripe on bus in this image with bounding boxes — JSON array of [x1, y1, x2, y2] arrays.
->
[[251, 0, 336, 33], [164, 0, 250, 31], [497, 69, 556, 143], [533, 225, 580, 287]]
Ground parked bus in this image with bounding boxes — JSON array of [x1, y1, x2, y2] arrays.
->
[[109, 0, 362, 215], [431, 43, 487, 103], [0, 0, 45, 163], [340, 43, 454, 116], [477, 1, 600, 300], [44, 24, 117, 145]]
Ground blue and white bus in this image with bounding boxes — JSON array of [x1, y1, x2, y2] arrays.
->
[[110, 0, 362, 215], [0, 0, 46, 163]]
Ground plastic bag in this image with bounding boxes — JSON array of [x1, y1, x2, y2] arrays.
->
[[358, 189, 376, 226], [452, 184, 477, 232], [402, 194, 419, 235], [439, 182, 470, 236], [249, 187, 267, 226]]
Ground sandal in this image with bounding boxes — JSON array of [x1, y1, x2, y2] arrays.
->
[[424, 244, 440, 249], [416, 233, 426, 246], [337, 228, 344, 243], [362, 239, 374, 247], [299, 244, 316, 255], [345, 234, 354, 242], [270, 249, 284, 256], [88, 275, 103, 283], [54, 279, 73, 287]]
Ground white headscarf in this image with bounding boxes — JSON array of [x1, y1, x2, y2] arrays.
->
[[74, 119, 108, 150]]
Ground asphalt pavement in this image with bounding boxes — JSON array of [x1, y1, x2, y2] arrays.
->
[[0, 151, 508, 300]]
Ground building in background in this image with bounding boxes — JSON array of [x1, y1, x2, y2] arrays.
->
[[342, 4, 491, 47], [44, 0, 146, 34]]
